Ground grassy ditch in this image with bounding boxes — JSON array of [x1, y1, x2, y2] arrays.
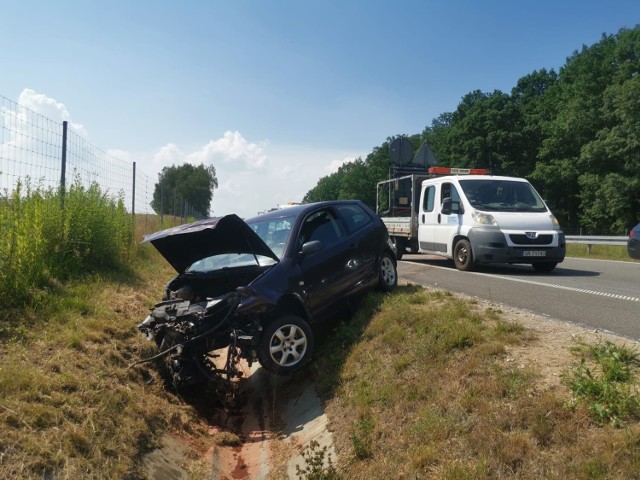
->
[[312, 286, 639, 480], [1, 192, 638, 479], [0, 245, 216, 479], [0, 178, 216, 479], [566, 243, 638, 262]]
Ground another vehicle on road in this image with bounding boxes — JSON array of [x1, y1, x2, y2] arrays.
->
[[137, 200, 397, 389], [378, 167, 566, 272], [628, 223, 640, 259]]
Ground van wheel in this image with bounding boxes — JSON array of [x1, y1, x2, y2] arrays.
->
[[453, 239, 474, 271], [391, 236, 406, 260], [532, 262, 557, 273], [257, 315, 313, 375]]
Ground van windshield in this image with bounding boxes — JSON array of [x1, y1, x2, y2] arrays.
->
[[458, 179, 547, 212]]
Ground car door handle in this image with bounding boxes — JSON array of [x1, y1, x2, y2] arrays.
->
[[438, 214, 441, 224]]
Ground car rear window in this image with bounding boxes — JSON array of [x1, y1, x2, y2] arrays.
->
[[335, 204, 372, 233]]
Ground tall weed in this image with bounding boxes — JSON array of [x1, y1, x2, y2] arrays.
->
[[0, 177, 133, 310]]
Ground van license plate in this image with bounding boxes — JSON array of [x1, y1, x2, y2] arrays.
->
[[522, 250, 546, 257]]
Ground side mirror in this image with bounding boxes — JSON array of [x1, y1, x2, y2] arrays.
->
[[441, 197, 464, 215], [441, 197, 453, 215], [300, 240, 324, 256]]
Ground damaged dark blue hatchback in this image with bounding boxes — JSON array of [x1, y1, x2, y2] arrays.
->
[[137, 201, 397, 388]]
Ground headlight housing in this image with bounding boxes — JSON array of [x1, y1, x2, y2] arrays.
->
[[472, 210, 497, 226], [550, 214, 560, 230]]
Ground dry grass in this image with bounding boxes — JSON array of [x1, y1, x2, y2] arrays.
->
[[2, 215, 638, 479], [313, 286, 640, 480], [0, 214, 213, 479]]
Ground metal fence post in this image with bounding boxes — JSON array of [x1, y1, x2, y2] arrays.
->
[[60, 120, 68, 207], [132, 161, 136, 216]]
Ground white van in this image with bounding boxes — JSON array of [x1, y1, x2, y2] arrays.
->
[[417, 169, 566, 272]]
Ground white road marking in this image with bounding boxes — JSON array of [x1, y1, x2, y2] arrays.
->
[[401, 261, 640, 303]]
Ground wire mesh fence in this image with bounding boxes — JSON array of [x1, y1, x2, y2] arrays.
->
[[0, 94, 205, 236]]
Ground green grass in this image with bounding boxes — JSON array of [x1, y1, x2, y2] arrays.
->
[[312, 286, 640, 480], [564, 341, 640, 426], [566, 244, 638, 262], [1, 189, 638, 479]]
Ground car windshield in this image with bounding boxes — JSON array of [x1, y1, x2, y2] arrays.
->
[[184, 214, 297, 273], [185, 253, 277, 273], [459, 179, 547, 212], [247, 214, 297, 259]]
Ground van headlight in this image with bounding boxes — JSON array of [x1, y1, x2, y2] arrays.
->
[[550, 214, 560, 230], [472, 210, 497, 226]]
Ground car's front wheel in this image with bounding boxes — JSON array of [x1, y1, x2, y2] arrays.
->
[[257, 315, 314, 375], [378, 252, 398, 292]]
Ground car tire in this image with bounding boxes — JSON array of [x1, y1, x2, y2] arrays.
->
[[453, 239, 474, 271], [257, 315, 314, 375], [532, 261, 557, 273], [378, 252, 398, 292]]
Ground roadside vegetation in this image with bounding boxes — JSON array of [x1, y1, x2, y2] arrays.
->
[[312, 286, 639, 480], [0, 178, 132, 312], [304, 26, 640, 237], [566, 243, 639, 262], [1, 182, 638, 479], [0, 185, 212, 478]]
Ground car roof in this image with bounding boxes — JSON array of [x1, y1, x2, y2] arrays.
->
[[245, 200, 366, 223]]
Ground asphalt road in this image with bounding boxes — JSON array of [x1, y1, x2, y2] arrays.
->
[[398, 255, 640, 342]]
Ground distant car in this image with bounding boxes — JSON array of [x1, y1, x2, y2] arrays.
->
[[138, 200, 397, 387], [628, 223, 640, 259]]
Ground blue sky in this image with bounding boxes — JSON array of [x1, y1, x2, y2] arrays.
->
[[3, 0, 639, 217]]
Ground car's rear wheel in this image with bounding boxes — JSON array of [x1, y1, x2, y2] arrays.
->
[[378, 252, 398, 292], [257, 315, 313, 375]]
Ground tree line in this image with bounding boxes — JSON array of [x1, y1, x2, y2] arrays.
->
[[304, 26, 640, 234]]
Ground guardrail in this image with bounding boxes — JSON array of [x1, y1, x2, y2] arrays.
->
[[565, 235, 628, 252]]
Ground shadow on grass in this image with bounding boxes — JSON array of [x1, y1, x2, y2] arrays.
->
[[309, 285, 422, 400]]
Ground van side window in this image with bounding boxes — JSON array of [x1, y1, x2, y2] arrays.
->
[[441, 183, 460, 204], [422, 185, 435, 212]]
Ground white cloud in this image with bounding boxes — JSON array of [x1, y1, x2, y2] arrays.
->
[[17, 89, 87, 137], [185, 131, 268, 169], [327, 156, 355, 174], [1, 91, 366, 218], [135, 133, 365, 218], [153, 143, 184, 167]]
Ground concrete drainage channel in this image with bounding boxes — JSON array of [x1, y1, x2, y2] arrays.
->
[[144, 361, 336, 480]]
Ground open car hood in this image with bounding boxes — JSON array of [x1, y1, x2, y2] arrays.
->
[[142, 214, 279, 273]]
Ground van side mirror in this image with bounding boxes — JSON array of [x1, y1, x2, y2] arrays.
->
[[441, 197, 464, 215], [441, 197, 452, 215]]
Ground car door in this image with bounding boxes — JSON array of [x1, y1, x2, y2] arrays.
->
[[296, 207, 354, 320], [334, 203, 379, 293]]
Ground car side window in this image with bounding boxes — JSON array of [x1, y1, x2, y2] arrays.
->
[[334, 204, 372, 233], [299, 209, 345, 248], [422, 185, 435, 212]]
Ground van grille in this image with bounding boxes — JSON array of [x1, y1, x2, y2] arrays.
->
[[509, 234, 553, 245]]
